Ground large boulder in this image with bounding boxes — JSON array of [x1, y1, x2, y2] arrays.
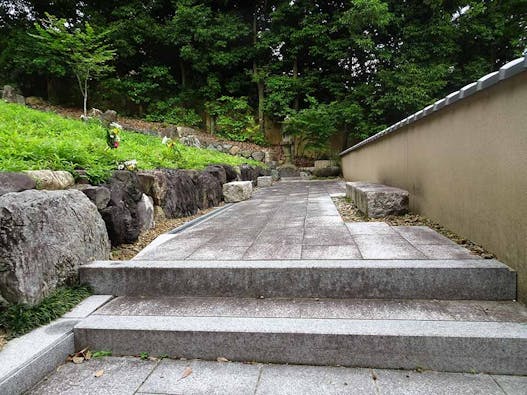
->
[[239, 164, 260, 185], [0, 172, 36, 196], [220, 164, 239, 182], [346, 182, 409, 218], [180, 135, 201, 148], [278, 165, 300, 178], [0, 189, 110, 305], [75, 185, 111, 210], [100, 171, 143, 245], [2, 85, 25, 105], [204, 165, 227, 185], [137, 193, 155, 232], [223, 181, 253, 203], [161, 169, 200, 218], [137, 170, 168, 206], [25, 170, 75, 190], [193, 171, 223, 209], [99, 110, 117, 126]]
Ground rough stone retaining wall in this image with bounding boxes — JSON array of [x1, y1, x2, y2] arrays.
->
[[0, 163, 266, 305], [340, 57, 527, 303]]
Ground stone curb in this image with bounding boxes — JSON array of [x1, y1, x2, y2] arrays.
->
[[340, 56, 527, 156], [167, 203, 234, 235], [0, 295, 113, 395]]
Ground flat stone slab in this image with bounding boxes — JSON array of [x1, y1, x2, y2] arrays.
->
[[346, 181, 409, 218], [80, 259, 516, 300], [28, 357, 527, 394], [257, 176, 273, 187], [74, 315, 527, 374]]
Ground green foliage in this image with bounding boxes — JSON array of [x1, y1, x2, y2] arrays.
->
[[92, 350, 113, 358], [0, 285, 92, 338], [0, 102, 260, 184], [207, 96, 266, 144], [284, 97, 338, 157], [29, 13, 115, 115], [146, 99, 202, 128], [139, 352, 149, 360]]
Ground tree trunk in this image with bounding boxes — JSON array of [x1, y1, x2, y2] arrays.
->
[[83, 78, 88, 117], [293, 56, 299, 111], [179, 59, 187, 89]]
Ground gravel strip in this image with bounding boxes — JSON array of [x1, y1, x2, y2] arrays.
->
[[110, 205, 223, 261], [332, 197, 495, 259]]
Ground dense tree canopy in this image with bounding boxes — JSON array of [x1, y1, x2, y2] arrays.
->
[[1, 0, 525, 153]]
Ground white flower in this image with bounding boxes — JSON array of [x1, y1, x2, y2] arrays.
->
[[109, 122, 123, 130], [162, 136, 169, 145]]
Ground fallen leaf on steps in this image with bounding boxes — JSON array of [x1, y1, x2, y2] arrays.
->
[[217, 357, 229, 362], [94, 370, 104, 377], [72, 356, 84, 364], [179, 367, 192, 380]]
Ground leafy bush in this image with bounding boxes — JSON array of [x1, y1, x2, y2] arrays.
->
[[284, 96, 338, 157], [145, 99, 202, 128], [0, 102, 259, 184], [207, 96, 266, 144]]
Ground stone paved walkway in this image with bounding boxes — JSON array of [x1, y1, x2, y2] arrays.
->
[[135, 180, 480, 261], [31, 356, 527, 395]]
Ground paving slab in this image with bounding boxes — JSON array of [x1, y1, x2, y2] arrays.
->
[[29, 357, 527, 395], [256, 364, 375, 395], [353, 234, 426, 259], [29, 357, 157, 395], [373, 369, 504, 395], [138, 359, 261, 394]]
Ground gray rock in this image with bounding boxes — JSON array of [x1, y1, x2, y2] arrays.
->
[[312, 166, 341, 178], [278, 165, 300, 177], [161, 169, 200, 218], [299, 171, 311, 180], [206, 144, 218, 151], [204, 165, 227, 185], [0, 172, 36, 196], [77, 185, 111, 210], [239, 164, 260, 185], [240, 150, 252, 158], [220, 164, 239, 182], [137, 194, 155, 232], [100, 110, 117, 125], [223, 144, 233, 151], [314, 160, 337, 169], [223, 181, 253, 203], [176, 126, 199, 137], [257, 176, 273, 187], [0, 190, 110, 304], [346, 182, 409, 218], [229, 146, 241, 156], [2, 85, 25, 104], [25, 170, 75, 190], [180, 135, 201, 148], [193, 171, 223, 209], [100, 171, 144, 245], [252, 151, 265, 162], [270, 169, 281, 182]]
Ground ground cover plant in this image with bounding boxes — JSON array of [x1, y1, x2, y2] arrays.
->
[[0, 102, 259, 184], [0, 285, 92, 339]]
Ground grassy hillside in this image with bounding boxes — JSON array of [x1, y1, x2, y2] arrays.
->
[[0, 102, 258, 184]]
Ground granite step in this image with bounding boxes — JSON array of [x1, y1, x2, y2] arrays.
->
[[74, 297, 527, 375], [79, 259, 517, 300]]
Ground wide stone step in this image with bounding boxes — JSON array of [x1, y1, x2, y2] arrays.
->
[[74, 297, 527, 374], [80, 259, 516, 300]]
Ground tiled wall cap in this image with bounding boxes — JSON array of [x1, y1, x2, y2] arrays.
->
[[445, 90, 461, 105], [339, 56, 526, 156], [477, 71, 500, 90], [432, 98, 446, 111], [459, 82, 478, 98], [499, 57, 526, 80]]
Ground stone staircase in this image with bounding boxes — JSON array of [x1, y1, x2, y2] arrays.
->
[[75, 258, 527, 375]]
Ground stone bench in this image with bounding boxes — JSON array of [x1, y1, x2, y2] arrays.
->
[[346, 182, 409, 218]]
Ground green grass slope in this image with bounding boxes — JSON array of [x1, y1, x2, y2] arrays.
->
[[0, 102, 259, 184]]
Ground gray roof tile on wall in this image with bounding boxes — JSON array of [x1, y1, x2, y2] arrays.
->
[[340, 57, 526, 156]]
